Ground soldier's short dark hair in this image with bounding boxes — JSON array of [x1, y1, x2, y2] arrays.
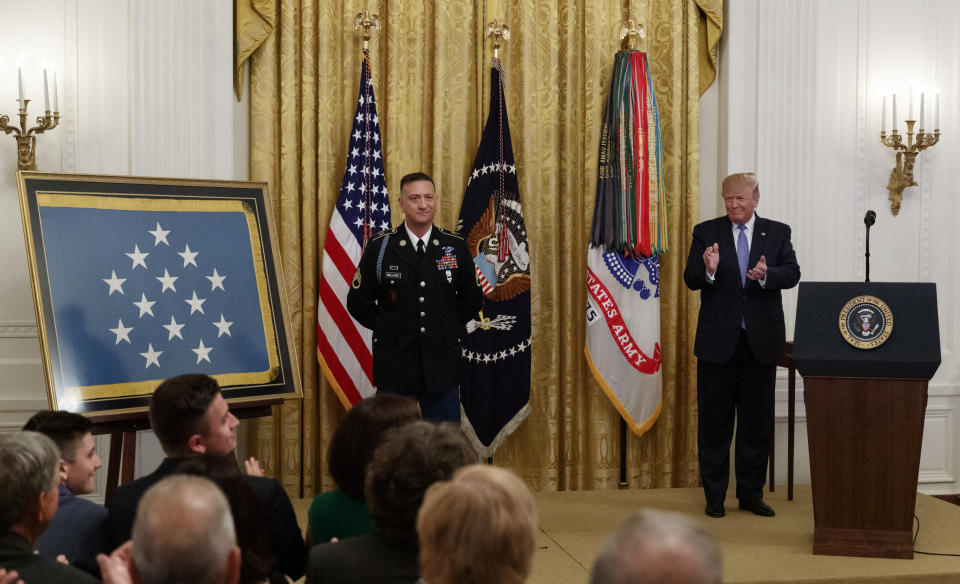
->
[[400, 172, 435, 192], [364, 421, 475, 532], [23, 410, 93, 462], [149, 374, 221, 455]]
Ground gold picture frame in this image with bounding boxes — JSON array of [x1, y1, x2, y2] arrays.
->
[[17, 171, 302, 416]]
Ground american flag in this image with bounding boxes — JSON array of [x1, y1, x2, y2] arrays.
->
[[317, 52, 390, 408]]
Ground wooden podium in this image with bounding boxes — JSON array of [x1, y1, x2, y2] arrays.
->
[[793, 282, 940, 559]]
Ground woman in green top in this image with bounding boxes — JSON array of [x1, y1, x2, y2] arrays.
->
[[306, 394, 421, 547]]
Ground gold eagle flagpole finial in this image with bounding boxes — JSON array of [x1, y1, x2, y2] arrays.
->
[[620, 19, 645, 51], [355, 9, 380, 51], [486, 19, 510, 61]]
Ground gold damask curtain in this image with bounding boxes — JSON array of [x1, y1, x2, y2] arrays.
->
[[238, 0, 722, 496]]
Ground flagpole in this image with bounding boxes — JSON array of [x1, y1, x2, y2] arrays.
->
[[354, 9, 380, 51], [486, 19, 510, 61], [616, 19, 650, 489], [619, 419, 628, 488]]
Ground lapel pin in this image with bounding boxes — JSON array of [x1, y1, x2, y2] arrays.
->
[[432, 239, 439, 246], [400, 239, 407, 247]]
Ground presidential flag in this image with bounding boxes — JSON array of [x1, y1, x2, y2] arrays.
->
[[317, 51, 390, 408], [457, 59, 531, 456], [35, 195, 280, 412], [585, 50, 665, 435]]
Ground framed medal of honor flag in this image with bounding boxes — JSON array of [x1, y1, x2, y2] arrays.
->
[[17, 172, 302, 416]]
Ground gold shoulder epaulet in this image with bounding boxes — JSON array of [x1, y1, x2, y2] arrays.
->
[[437, 226, 465, 240], [371, 227, 397, 240]]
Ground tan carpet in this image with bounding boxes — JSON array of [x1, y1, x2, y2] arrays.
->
[[293, 485, 960, 583]]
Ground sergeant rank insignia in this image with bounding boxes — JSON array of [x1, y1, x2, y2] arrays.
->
[[838, 295, 893, 349]]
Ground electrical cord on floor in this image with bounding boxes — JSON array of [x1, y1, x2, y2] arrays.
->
[[913, 513, 960, 557]]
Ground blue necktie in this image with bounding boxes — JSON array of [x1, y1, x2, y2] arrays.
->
[[737, 224, 748, 329], [736, 224, 749, 287]]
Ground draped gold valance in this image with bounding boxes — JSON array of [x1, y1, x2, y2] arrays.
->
[[236, 0, 723, 497]]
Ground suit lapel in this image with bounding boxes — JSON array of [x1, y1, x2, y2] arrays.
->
[[718, 217, 741, 286], [394, 231, 420, 270], [748, 215, 767, 280]]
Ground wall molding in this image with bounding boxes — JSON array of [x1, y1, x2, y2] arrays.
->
[[0, 321, 39, 338]]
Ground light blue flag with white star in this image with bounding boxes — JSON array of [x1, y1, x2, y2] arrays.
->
[[34, 195, 280, 410]]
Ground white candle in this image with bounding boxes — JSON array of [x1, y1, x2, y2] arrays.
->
[[893, 94, 898, 130], [909, 85, 914, 119], [52, 70, 58, 112], [18, 67, 24, 109], [935, 92, 940, 129], [43, 69, 49, 111], [919, 93, 924, 129], [882, 96, 887, 132]]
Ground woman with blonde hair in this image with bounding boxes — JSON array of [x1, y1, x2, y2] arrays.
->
[[416, 464, 538, 584]]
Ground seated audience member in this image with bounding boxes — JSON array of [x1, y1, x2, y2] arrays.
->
[[98, 475, 241, 584], [307, 394, 421, 546], [589, 510, 721, 584], [417, 464, 538, 584], [22, 410, 106, 575], [177, 455, 282, 584], [306, 421, 476, 584], [107, 373, 305, 581], [0, 432, 99, 584]]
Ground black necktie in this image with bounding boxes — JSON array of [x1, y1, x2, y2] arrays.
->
[[416, 239, 425, 257]]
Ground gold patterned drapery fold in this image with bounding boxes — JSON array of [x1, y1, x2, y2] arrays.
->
[[241, 0, 722, 497], [235, 0, 277, 100]]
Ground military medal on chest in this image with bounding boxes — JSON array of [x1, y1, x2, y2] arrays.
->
[[437, 246, 458, 283]]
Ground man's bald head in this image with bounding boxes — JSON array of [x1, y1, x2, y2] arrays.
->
[[590, 510, 721, 584], [131, 475, 240, 584]]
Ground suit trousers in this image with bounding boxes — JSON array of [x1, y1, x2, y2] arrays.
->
[[697, 330, 776, 504]]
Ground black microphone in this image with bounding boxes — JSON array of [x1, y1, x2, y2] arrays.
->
[[864, 210, 875, 282]]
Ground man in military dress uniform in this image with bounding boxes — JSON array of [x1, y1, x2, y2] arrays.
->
[[348, 172, 483, 422]]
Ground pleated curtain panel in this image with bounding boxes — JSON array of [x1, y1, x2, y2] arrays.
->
[[234, 0, 722, 497]]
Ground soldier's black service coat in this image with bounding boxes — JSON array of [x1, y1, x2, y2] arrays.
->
[[347, 225, 483, 395]]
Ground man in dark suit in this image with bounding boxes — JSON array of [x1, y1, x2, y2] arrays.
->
[[348, 172, 484, 422], [23, 411, 107, 577], [98, 475, 242, 584], [683, 172, 800, 518], [106, 374, 305, 580], [0, 432, 99, 584]]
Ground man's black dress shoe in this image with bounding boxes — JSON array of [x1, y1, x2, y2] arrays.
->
[[738, 499, 776, 517], [704, 502, 725, 518]]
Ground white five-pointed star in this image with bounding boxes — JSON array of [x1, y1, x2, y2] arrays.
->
[[162, 315, 185, 341], [139, 344, 162, 368], [178, 244, 199, 268], [148, 222, 170, 246], [156, 269, 178, 293], [206, 269, 226, 292], [133, 293, 156, 318], [109, 319, 133, 345], [126, 245, 149, 270], [192, 339, 213, 364], [185, 290, 206, 315], [103, 270, 127, 295], [213, 313, 233, 337]]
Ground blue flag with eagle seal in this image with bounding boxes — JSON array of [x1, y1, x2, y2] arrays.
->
[[456, 59, 531, 456]]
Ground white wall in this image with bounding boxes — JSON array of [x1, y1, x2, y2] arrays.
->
[[0, 0, 248, 503], [706, 0, 960, 495]]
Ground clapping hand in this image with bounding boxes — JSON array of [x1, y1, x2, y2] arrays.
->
[[702, 243, 720, 274], [747, 255, 767, 281]]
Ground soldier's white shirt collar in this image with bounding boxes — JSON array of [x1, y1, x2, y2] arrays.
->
[[405, 224, 433, 249]]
